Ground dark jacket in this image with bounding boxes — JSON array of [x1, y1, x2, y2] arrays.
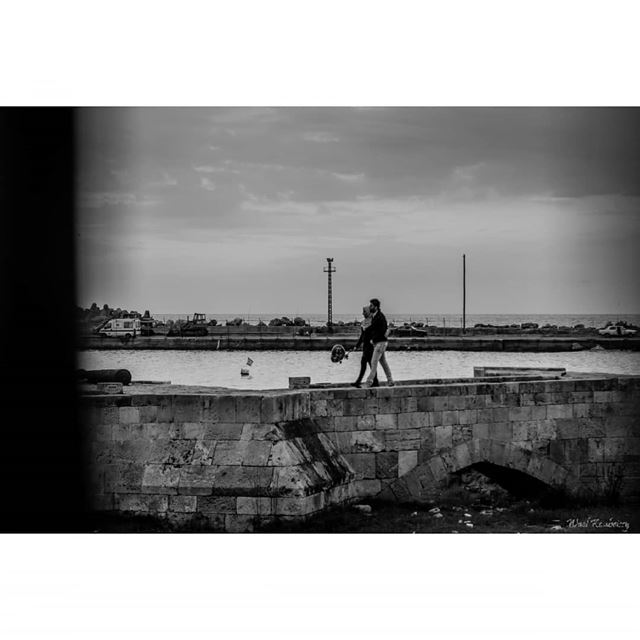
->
[[369, 310, 388, 344], [355, 324, 374, 351]]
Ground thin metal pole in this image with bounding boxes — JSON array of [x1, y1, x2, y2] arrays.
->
[[323, 258, 335, 327], [463, 253, 466, 334]]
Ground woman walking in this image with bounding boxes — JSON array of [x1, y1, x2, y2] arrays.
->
[[351, 305, 379, 388]]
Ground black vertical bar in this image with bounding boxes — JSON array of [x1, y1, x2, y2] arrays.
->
[[0, 108, 87, 531]]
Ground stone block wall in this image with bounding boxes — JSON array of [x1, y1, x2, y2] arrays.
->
[[80, 392, 355, 532], [308, 376, 640, 502], [80, 375, 640, 531]]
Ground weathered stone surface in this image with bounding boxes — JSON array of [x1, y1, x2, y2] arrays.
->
[[384, 430, 421, 450], [118, 406, 140, 424], [178, 466, 217, 495], [192, 439, 217, 465], [197, 423, 241, 440], [434, 425, 452, 451], [343, 453, 376, 479], [81, 373, 640, 530], [115, 493, 168, 513], [237, 496, 274, 515], [214, 466, 274, 496], [169, 495, 198, 513], [398, 450, 418, 477], [197, 495, 237, 515], [334, 416, 358, 431], [213, 440, 272, 466], [351, 431, 384, 453], [351, 479, 382, 499], [104, 464, 145, 493], [268, 440, 306, 466], [236, 395, 262, 423], [587, 438, 606, 463], [141, 464, 181, 494], [376, 452, 398, 478]]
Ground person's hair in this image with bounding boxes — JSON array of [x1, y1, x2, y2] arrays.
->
[[370, 298, 381, 309]]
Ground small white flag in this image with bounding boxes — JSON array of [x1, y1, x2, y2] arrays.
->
[[246, 357, 254, 366]]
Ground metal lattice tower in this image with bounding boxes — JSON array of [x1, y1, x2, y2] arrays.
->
[[323, 258, 335, 326]]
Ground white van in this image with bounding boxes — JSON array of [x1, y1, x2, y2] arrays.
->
[[97, 318, 141, 339]]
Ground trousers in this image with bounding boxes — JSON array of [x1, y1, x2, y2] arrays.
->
[[365, 341, 393, 386]]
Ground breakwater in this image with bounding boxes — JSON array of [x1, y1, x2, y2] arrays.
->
[[79, 334, 640, 352], [81, 372, 640, 531]]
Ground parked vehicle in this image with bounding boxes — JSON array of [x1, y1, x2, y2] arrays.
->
[[95, 317, 141, 339], [140, 317, 155, 336], [598, 325, 637, 337], [167, 313, 209, 337]]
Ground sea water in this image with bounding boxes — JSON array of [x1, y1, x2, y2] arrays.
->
[[153, 313, 640, 329], [79, 348, 640, 390]]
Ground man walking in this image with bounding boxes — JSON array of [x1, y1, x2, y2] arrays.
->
[[363, 298, 394, 387]]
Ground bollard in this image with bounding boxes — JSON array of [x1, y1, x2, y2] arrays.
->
[[96, 382, 123, 394], [289, 376, 311, 389]]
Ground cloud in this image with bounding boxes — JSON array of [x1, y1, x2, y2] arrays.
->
[[332, 172, 365, 182], [76, 107, 640, 314], [200, 177, 217, 191], [79, 191, 159, 208], [302, 131, 340, 143], [148, 172, 177, 187]]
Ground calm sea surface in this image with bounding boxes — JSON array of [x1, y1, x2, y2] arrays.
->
[[79, 349, 640, 390], [154, 313, 640, 329]]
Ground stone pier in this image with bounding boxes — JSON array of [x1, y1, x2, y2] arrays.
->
[[80, 372, 640, 531]]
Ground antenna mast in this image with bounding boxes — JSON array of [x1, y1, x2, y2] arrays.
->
[[324, 258, 335, 327], [463, 253, 466, 334]]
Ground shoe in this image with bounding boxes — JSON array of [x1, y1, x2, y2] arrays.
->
[[351, 382, 361, 388], [388, 382, 395, 387]]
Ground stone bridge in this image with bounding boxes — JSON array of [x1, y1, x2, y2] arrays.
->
[[81, 373, 640, 531]]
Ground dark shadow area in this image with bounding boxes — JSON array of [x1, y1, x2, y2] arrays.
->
[[0, 108, 88, 531], [469, 461, 560, 503]]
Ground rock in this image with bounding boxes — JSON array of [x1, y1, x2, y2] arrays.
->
[[353, 504, 372, 515], [550, 525, 563, 531], [479, 510, 493, 516], [410, 511, 418, 517], [463, 512, 472, 518], [428, 507, 441, 514], [465, 522, 474, 528], [433, 513, 443, 519]]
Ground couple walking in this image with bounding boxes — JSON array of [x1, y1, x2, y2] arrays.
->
[[351, 298, 394, 388]]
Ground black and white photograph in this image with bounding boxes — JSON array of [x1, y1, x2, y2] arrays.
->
[[1, 2, 639, 638], [69, 106, 640, 534]]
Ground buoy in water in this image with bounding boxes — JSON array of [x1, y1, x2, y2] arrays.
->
[[241, 368, 250, 376]]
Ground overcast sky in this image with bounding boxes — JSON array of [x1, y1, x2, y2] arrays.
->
[[77, 107, 640, 316]]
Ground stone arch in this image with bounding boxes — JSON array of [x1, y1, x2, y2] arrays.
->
[[378, 438, 580, 503]]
